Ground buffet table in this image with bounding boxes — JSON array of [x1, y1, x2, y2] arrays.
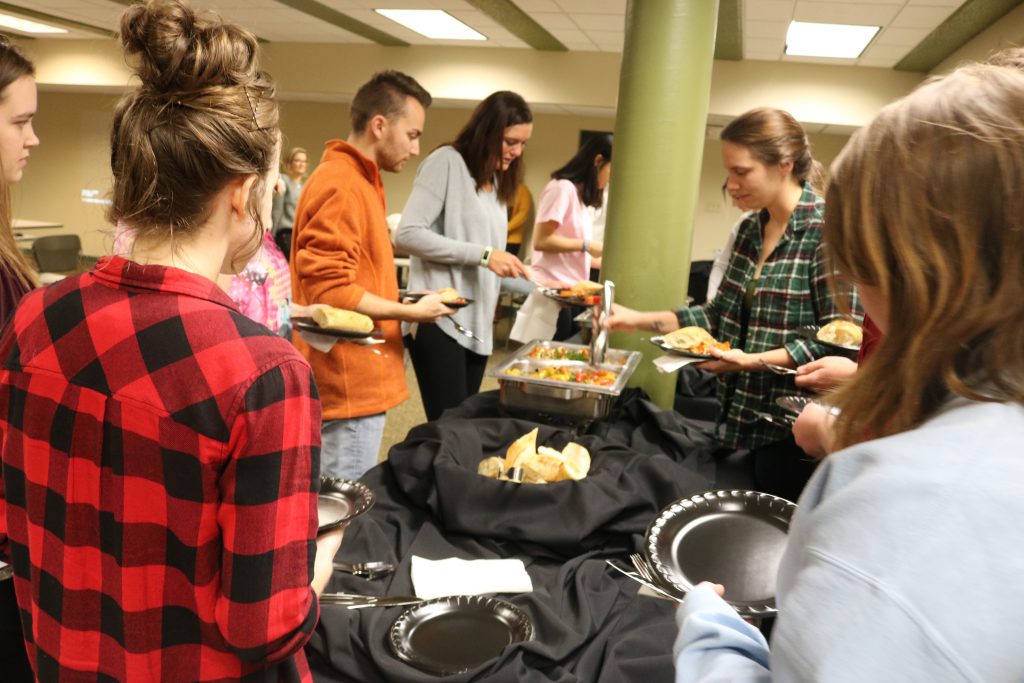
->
[[308, 390, 725, 682]]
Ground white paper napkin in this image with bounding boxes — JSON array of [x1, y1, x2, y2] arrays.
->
[[410, 555, 534, 600], [653, 354, 707, 374], [298, 329, 337, 353], [510, 290, 560, 343]]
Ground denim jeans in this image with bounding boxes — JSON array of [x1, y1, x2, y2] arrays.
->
[[320, 413, 386, 481]]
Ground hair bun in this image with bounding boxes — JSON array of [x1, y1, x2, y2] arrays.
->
[[120, 0, 259, 95]]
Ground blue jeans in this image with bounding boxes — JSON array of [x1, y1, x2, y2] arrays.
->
[[320, 413, 386, 481]]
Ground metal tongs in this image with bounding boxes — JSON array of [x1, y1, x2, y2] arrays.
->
[[590, 280, 614, 365]]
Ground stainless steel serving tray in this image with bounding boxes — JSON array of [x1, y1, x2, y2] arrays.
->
[[488, 341, 641, 420]]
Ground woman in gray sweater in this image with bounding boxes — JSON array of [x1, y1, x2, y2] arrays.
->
[[396, 91, 532, 420]]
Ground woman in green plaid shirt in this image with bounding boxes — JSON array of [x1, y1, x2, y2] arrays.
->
[[607, 108, 860, 501]]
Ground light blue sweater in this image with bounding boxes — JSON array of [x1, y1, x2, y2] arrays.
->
[[674, 399, 1024, 682], [395, 146, 507, 355]]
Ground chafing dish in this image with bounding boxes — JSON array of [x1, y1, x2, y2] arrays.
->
[[488, 340, 641, 420]]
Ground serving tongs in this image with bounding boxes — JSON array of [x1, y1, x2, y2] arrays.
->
[[590, 280, 614, 366], [333, 560, 395, 579]]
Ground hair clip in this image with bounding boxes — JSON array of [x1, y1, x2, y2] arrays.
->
[[243, 85, 260, 128]]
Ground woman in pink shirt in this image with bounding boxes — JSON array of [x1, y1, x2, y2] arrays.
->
[[530, 134, 612, 340]]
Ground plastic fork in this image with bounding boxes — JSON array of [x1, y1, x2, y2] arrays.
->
[[759, 359, 798, 376], [604, 560, 680, 602], [449, 319, 483, 342]]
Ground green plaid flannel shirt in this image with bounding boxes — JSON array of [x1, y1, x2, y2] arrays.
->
[[676, 184, 861, 449]]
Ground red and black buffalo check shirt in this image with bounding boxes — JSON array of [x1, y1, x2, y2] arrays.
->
[[0, 256, 321, 681]]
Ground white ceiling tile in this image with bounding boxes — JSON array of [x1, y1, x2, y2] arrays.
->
[[745, 0, 796, 22], [744, 20, 789, 39], [873, 26, 931, 45], [793, 2, 900, 26], [890, 5, 958, 28], [587, 29, 624, 51], [907, 0, 964, 6], [555, 0, 626, 14], [528, 13, 579, 30], [855, 56, 899, 67], [860, 43, 911, 60], [746, 37, 784, 53], [571, 13, 625, 31], [513, 0, 563, 10]]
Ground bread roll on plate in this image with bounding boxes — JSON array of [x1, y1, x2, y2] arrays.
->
[[311, 306, 374, 334]]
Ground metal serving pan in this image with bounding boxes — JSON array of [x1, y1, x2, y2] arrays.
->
[[488, 340, 641, 419]]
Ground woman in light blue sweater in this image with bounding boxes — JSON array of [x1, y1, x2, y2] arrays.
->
[[673, 64, 1024, 682], [396, 91, 532, 420]]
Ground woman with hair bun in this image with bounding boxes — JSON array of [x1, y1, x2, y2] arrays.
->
[[607, 107, 860, 501], [0, 2, 335, 680]]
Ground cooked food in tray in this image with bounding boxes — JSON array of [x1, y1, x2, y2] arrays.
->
[[662, 326, 731, 355], [816, 319, 862, 346], [504, 365, 617, 386], [477, 428, 592, 484], [526, 345, 590, 362]]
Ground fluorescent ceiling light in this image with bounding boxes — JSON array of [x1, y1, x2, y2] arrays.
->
[[375, 9, 486, 41], [0, 14, 68, 34], [785, 21, 878, 59]]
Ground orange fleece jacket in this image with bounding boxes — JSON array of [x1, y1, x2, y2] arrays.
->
[[290, 140, 408, 420]]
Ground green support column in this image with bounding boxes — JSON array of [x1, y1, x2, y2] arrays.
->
[[602, 0, 719, 408]]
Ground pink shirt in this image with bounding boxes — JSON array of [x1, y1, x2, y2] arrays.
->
[[531, 178, 592, 286]]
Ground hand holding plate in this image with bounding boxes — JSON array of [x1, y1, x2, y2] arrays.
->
[[794, 356, 858, 393], [406, 292, 456, 323]]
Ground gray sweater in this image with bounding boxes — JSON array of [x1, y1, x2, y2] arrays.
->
[[395, 146, 507, 355]]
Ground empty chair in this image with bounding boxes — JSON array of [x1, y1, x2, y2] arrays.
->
[[32, 234, 81, 273]]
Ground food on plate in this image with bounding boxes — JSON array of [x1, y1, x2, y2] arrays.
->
[[310, 306, 375, 334], [553, 280, 602, 304], [437, 287, 467, 304], [505, 365, 617, 386], [527, 345, 590, 362], [480, 433, 592, 484], [662, 326, 731, 355], [817, 319, 863, 346]]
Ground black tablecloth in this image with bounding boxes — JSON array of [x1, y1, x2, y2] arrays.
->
[[308, 390, 719, 682]]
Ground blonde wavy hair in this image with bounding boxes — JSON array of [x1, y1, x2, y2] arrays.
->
[[826, 64, 1024, 450]]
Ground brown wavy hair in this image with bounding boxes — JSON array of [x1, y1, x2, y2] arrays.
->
[[825, 65, 1024, 450], [451, 91, 532, 206], [0, 37, 38, 290], [109, 0, 279, 269], [721, 107, 827, 194]]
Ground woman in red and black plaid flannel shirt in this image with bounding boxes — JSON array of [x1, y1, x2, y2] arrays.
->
[[0, 1, 342, 680]]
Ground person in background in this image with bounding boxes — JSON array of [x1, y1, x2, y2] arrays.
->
[[0, 2, 340, 679], [272, 145, 307, 258], [0, 34, 39, 683], [290, 71, 451, 480], [0, 37, 38, 326], [587, 184, 609, 282], [506, 181, 533, 258], [220, 229, 293, 334], [396, 91, 532, 421], [606, 108, 859, 502], [521, 133, 612, 341], [674, 63, 1024, 683]]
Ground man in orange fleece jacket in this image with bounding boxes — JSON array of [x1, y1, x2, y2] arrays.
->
[[290, 71, 453, 479]]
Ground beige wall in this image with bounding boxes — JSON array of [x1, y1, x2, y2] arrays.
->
[[19, 88, 851, 261]]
